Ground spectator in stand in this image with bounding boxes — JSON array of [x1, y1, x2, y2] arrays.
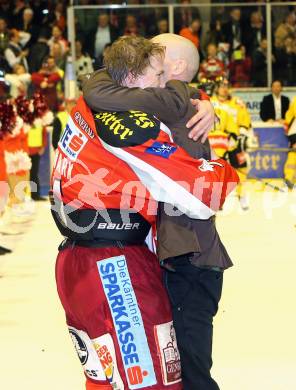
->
[[93, 42, 111, 70], [229, 45, 252, 87], [16, 8, 39, 47], [52, 99, 77, 150], [0, 17, 9, 53], [74, 15, 86, 47], [146, 17, 168, 37], [4, 29, 29, 72], [251, 37, 268, 86], [211, 5, 229, 27], [222, 7, 244, 51], [174, 0, 200, 34], [274, 36, 296, 86], [217, 42, 230, 70], [31, 56, 62, 112], [260, 80, 290, 123], [53, 2, 66, 33], [0, 17, 9, 71], [5, 63, 31, 98], [31, 1, 56, 37], [274, 12, 296, 49], [0, 1, 12, 25], [156, 18, 169, 35], [244, 11, 265, 55], [75, 39, 93, 85], [198, 43, 225, 81], [179, 18, 201, 49], [205, 18, 224, 48], [144, 0, 167, 36], [89, 13, 118, 59], [11, 0, 26, 29], [47, 54, 64, 101], [122, 14, 143, 37], [50, 41, 66, 71], [27, 30, 50, 73], [48, 25, 68, 56]]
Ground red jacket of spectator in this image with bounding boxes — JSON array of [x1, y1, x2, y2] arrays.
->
[[229, 57, 252, 87], [31, 71, 61, 112], [179, 27, 199, 48], [199, 57, 225, 81]]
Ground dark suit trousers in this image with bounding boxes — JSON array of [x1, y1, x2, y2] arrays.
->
[[164, 256, 223, 390]]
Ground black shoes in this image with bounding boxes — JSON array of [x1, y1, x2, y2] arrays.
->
[[0, 245, 12, 255], [31, 195, 48, 202]]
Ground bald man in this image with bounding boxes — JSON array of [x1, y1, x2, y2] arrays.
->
[[83, 34, 231, 390]]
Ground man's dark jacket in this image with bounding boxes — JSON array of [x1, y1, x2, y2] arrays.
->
[[260, 94, 290, 122]]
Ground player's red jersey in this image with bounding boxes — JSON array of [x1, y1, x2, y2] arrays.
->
[[51, 96, 238, 231]]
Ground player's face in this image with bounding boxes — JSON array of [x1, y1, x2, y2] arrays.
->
[[217, 83, 229, 100], [131, 55, 164, 89]]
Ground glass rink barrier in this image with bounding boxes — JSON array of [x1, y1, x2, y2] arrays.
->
[[68, 2, 296, 88], [63, 1, 296, 184]]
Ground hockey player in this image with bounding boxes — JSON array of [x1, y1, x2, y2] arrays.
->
[[209, 77, 255, 209], [52, 37, 239, 390], [284, 96, 296, 189]]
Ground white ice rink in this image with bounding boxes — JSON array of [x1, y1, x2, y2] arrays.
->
[[1, 183, 295, 390]]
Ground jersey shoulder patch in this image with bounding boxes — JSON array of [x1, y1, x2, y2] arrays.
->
[[94, 110, 161, 147]]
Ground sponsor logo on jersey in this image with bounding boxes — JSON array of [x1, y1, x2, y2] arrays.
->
[[98, 256, 156, 389], [95, 112, 134, 140], [73, 111, 94, 139], [93, 333, 124, 389], [145, 142, 177, 159], [69, 328, 89, 365], [198, 159, 223, 172], [59, 118, 88, 161], [94, 110, 160, 147], [154, 321, 181, 385], [53, 150, 73, 179], [68, 326, 106, 381]]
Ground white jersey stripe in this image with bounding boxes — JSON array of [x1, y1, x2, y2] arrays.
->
[[99, 138, 215, 220], [159, 121, 174, 141]]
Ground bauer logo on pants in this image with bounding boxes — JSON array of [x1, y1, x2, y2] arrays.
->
[[98, 256, 157, 389], [154, 322, 182, 385]]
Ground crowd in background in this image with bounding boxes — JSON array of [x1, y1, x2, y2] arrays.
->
[[0, 0, 295, 96]]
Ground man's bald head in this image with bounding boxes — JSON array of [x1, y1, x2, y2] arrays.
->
[[152, 33, 200, 83]]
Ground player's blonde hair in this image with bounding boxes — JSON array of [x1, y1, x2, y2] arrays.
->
[[104, 36, 165, 85]]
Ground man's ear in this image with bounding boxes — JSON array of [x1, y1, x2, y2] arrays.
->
[[172, 59, 187, 77]]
